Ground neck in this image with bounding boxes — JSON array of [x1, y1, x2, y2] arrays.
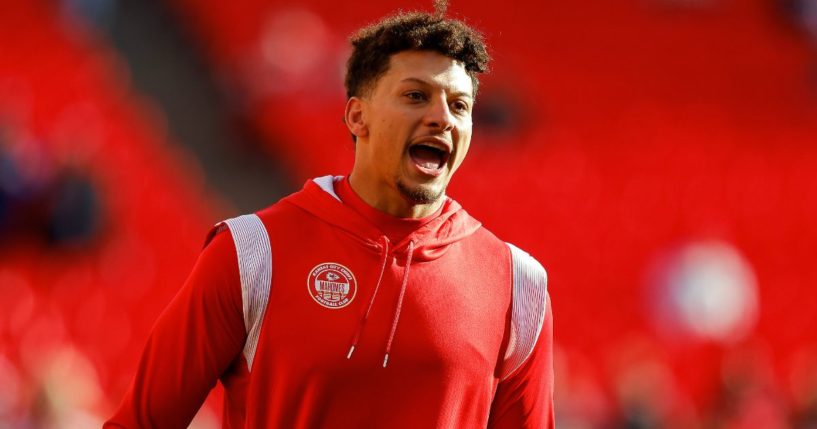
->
[[348, 172, 443, 219]]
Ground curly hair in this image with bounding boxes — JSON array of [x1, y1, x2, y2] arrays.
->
[[344, 1, 490, 99]]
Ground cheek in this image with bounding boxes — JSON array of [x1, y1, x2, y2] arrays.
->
[[370, 111, 407, 142], [456, 128, 473, 155], [450, 131, 472, 170], [369, 129, 405, 165], [449, 146, 469, 175]]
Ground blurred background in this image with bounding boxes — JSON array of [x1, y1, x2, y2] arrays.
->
[[1, 0, 816, 427]]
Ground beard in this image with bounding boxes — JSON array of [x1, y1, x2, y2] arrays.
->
[[396, 178, 445, 205]]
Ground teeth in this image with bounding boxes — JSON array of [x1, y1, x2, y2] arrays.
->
[[414, 143, 447, 154], [409, 144, 448, 170]]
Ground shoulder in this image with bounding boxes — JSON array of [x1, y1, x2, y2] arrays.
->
[[255, 197, 303, 223], [203, 214, 272, 295], [467, 224, 548, 297], [463, 225, 548, 284], [505, 242, 548, 291], [457, 221, 507, 257], [203, 195, 311, 246]]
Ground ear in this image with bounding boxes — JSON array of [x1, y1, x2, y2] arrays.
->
[[344, 97, 368, 139]]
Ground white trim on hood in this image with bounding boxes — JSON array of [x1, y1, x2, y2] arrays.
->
[[313, 175, 342, 202]]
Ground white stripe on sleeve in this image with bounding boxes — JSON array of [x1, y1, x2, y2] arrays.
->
[[501, 243, 548, 381], [222, 214, 272, 371]]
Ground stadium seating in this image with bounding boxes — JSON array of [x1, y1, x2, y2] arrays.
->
[[0, 2, 223, 425]]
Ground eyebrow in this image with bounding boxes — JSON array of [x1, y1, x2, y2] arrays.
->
[[399, 77, 473, 99]]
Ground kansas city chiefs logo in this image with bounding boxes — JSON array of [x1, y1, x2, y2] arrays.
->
[[307, 263, 357, 309]]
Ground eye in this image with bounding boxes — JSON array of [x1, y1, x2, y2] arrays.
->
[[451, 100, 470, 113], [404, 91, 426, 102]]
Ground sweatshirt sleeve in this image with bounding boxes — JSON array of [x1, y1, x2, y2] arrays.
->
[[104, 229, 246, 428], [487, 294, 555, 429]]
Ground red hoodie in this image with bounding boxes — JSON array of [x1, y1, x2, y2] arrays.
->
[[105, 176, 554, 428]]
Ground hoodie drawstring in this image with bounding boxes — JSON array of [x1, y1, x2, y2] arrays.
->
[[382, 240, 415, 368], [347, 236, 390, 359], [345, 238, 417, 368]]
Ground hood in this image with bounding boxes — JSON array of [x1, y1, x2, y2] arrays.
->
[[285, 176, 483, 367], [283, 175, 482, 262]]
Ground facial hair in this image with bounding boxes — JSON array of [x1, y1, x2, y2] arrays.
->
[[396, 178, 444, 205]]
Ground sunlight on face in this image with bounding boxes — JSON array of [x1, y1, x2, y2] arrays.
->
[[349, 50, 474, 217]]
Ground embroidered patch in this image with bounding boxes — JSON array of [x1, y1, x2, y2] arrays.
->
[[307, 263, 357, 309]]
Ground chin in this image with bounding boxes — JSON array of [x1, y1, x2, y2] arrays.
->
[[396, 178, 445, 205]]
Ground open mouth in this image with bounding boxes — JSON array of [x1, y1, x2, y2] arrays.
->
[[408, 142, 450, 175]]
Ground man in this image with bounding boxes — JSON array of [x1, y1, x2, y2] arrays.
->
[[106, 3, 554, 428]]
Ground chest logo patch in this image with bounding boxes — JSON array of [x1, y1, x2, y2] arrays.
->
[[307, 262, 357, 309]]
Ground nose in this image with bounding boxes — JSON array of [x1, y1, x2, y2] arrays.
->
[[423, 96, 455, 132]]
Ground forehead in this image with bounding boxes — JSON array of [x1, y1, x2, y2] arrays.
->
[[375, 50, 473, 96]]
